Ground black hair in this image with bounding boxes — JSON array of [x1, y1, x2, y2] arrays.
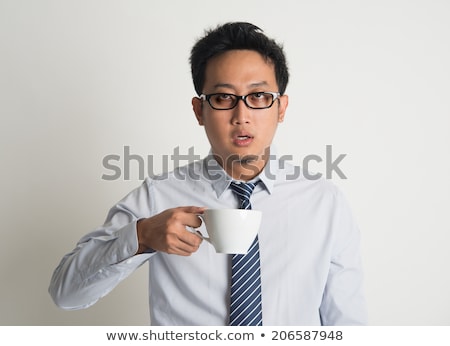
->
[[190, 22, 289, 96]]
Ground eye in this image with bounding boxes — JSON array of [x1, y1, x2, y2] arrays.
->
[[211, 93, 235, 104], [213, 93, 230, 100], [252, 92, 265, 99], [248, 92, 270, 103], [218, 93, 233, 100]]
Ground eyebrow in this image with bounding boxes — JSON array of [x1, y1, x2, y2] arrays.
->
[[212, 81, 269, 90]]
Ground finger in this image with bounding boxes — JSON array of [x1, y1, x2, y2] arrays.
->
[[179, 229, 203, 247], [173, 206, 205, 228], [161, 231, 200, 256], [187, 214, 203, 229], [173, 234, 202, 256], [166, 244, 194, 257], [177, 206, 206, 215]]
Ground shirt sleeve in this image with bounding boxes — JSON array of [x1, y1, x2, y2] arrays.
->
[[319, 189, 368, 325], [48, 180, 155, 310]]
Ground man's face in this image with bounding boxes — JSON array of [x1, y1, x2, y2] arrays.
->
[[192, 49, 288, 180]]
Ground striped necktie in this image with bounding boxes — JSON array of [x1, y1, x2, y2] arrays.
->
[[229, 181, 262, 326]]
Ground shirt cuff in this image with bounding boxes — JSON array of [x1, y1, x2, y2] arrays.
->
[[119, 219, 156, 258]]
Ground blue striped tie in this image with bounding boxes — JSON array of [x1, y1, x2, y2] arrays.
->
[[229, 181, 262, 326]]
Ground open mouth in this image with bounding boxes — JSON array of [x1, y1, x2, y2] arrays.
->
[[233, 134, 254, 146]]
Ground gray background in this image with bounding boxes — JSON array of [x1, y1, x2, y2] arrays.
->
[[1, 0, 449, 325]]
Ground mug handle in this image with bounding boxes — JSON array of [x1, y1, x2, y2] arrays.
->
[[186, 215, 212, 244]]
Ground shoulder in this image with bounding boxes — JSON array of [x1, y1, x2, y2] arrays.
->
[[270, 160, 353, 215], [277, 161, 341, 194], [143, 159, 208, 188]]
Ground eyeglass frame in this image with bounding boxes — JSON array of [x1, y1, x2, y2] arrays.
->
[[199, 92, 281, 110]]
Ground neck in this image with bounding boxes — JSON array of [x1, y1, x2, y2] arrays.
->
[[214, 148, 270, 181]]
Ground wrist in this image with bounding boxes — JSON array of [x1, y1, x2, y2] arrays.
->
[[136, 219, 149, 254]]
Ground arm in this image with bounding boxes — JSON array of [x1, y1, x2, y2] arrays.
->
[[48, 181, 153, 310], [319, 190, 368, 325], [49, 180, 204, 310]]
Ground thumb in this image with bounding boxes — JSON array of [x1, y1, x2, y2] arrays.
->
[[179, 206, 206, 214]]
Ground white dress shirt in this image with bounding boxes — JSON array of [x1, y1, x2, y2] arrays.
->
[[49, 151, 368, 325]]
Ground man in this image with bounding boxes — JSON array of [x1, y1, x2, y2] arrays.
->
[[49, 22, 367, 325]]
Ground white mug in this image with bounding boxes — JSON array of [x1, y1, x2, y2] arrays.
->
[[197, 209, 262, 254]]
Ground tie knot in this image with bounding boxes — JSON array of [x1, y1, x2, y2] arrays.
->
[[229, 181, 258, 209]]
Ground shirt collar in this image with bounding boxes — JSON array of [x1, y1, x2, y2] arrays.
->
[[203, 146, 280, 198]]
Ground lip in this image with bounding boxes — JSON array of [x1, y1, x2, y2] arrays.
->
[[232, 131, 254, 147]]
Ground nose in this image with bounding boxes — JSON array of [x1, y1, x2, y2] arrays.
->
[[231, 98, 251, 125]]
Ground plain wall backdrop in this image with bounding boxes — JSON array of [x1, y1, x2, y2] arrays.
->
[[1, 0, 449, 325]]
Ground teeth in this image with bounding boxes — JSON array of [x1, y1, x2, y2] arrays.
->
[[238, 136, 249, 139]]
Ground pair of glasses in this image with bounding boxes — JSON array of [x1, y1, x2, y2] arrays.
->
[[199, 92, 281, 110]]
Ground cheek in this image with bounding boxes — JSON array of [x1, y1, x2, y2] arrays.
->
[[260, 117, 280, 133], [203, 118, 228, 140], [260, 120, 280, 144]]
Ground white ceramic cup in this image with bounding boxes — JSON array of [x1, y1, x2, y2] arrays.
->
[[197, 209, 262, 254]]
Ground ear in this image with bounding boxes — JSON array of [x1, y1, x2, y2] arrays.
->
[[192, 97, 204, 125], [277, 94, 289, 123]]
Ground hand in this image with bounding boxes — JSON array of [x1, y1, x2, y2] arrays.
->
[[136, 206, 205, 256]]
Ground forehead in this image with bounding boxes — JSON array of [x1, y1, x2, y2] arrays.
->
[[203, 50, 277, 91]]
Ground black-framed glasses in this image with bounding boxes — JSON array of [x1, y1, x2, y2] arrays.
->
[[199, 92, 281, 110]]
